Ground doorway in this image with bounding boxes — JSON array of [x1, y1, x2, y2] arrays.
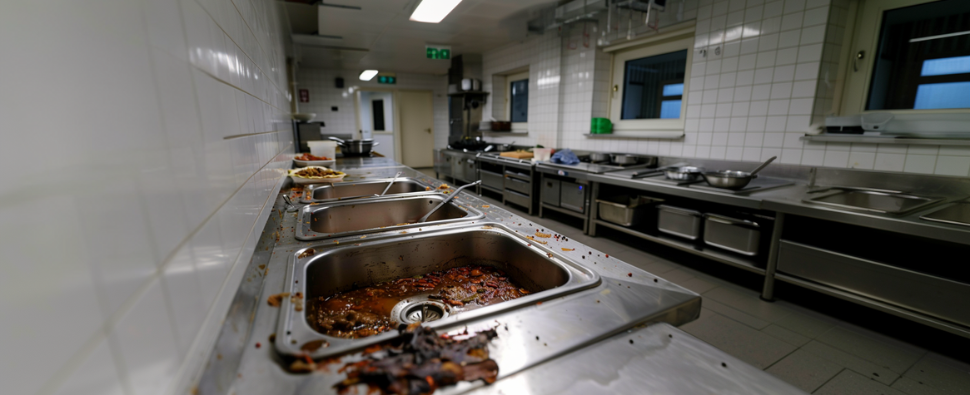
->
[[398, 90, 434, 168]]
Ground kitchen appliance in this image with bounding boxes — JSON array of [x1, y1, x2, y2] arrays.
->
[[664, 166, 705, 181], [542, 178, 561, 206], [657, 205, 704, 240], [329, 136, 379, 156], [537, 152, 659, 232], [560, 181, 586, 212], [703, 214, 762, 256], [596, 195, 665, 227], [701, 156, 776, 189]]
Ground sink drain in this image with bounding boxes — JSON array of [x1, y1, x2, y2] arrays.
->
[[397, 301, 448, 324]]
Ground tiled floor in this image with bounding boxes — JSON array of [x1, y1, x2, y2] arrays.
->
[[415, 169, 970, 395]]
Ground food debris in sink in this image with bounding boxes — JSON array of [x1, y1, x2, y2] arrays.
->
[[307, 266, 531, 338], [335, 325, 499, 394]]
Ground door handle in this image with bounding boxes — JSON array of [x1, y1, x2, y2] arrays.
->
[[426, 128, 432, 134]]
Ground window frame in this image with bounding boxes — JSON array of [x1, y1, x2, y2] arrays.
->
[[505, 70, 529, 131], [608, 33, 694, 135], [840, 0, 970, 116]]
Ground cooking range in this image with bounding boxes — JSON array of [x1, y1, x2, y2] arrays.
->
[[537, 153, 658, 232], [630, 172, 794, 194]]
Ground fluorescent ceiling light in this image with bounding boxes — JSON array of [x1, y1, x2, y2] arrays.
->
[[410, 0, 462, 23], [359, 70, 378, 81]]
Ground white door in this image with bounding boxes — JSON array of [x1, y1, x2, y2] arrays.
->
[[398, 90, 435, 168]]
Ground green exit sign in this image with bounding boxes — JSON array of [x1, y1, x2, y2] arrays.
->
[[426, 45, 451, 60], [377, 75, 396, 84]]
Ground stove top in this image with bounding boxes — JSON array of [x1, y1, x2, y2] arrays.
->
[[688, 177, 794, 194]]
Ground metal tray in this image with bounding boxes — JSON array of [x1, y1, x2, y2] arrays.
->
[[596, 195, 665, 227]]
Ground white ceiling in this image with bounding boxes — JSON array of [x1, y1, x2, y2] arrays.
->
[[286, 0, 555, 73]]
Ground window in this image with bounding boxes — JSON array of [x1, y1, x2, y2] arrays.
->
[[608, 31, 694, 136], [842, 0, 970, 114], [621, 50, 687, 120], [504, 70, 529, 129]]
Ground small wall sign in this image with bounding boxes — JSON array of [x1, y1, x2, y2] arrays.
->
[[299, 89, 309, 103]]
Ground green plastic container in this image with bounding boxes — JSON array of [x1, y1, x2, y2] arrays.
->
[[591, 117, 612, 134]]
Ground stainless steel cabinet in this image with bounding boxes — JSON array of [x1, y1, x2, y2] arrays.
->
[[778, 240, 970, 327], [542, 178, 561, 206], [560, 181, 586, 213]]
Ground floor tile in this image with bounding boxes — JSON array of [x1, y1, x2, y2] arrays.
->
[[677, 276, 719, 294], [815, 326, 925, 374], [704, 286, 793, 322], [763, 324, 811, 347], [891, 353, 970, 395], [705, 299, 771, 330], [680, 310, 797, 369], [813, 370, 907, 395], [766, 349, 844, 393], [772, 309, 837, 339], [800, 341, 899, 385]]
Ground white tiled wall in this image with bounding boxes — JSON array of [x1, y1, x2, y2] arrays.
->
[[478, 0, 970, 177], [481, 33, 563, 148], [0, 1, 293, 395], [294, 68, 451, 149]]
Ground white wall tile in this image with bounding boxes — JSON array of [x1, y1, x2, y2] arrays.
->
[[112, 279, 180, 395], [53, 340, 125, 395], [935, 156, 970, 176]]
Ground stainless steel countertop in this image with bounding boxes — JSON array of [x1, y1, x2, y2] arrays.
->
[[590, 168, 970, 246], [195, 157, 805, 395]]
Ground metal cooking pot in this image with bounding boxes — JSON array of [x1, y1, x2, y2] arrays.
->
[[664, 166, 706, 181], [611, 154, 639, 165], [329, 136, 379, 155], [701, 156, 776, 189], [589, 152, 611, 162]]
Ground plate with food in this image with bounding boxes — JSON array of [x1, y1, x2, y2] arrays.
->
[[288, 166, 346, 184], [293, 153, 335, 167]]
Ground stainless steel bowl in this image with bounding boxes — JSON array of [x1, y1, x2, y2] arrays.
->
[[329, 136, 380, 155], [589, 152, 611, 162], [664, 166, 706, 181], [701, 170, 756, 189]]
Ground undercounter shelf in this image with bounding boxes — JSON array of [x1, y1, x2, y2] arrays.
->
[[593, 219, 766, 275]]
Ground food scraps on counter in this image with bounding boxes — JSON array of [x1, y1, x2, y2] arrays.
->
[[306, 266, 530, 339], [267, 292, 291, 307], [335, 325, 499, 395], [297, 248, 315, 259], [295, 153, 332, 161], [290, 167, 344, 179]]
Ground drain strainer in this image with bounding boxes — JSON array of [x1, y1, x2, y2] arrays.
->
[[396, 301, 449, 324]]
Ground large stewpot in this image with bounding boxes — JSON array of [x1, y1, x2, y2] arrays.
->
[[329, 137, 380, 155]]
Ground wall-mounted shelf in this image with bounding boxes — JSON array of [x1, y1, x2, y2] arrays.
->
[[584, 131, 684, 139], [801, 134, 970, 146], [447, 91, 490, 96], [482, 131, 529, 136]]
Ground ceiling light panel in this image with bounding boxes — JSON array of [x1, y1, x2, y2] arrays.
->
[[359, 70, 379, 81], [410, 0, 462, 23]]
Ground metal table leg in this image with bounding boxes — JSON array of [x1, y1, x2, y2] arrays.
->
[[587, 182, 599, 236], [761, 212, 785, 302]]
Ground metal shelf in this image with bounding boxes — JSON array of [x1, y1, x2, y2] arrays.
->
[[800, 134, 970, 146], [540, 203, 588, 220], [774, 273, 970, 339], [583, 131, 684, 139], [593, 219, 766, 275]]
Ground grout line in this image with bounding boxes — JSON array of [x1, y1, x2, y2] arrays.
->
[[810, 367, 847, 394]]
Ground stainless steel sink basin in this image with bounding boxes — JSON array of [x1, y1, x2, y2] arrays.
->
[[295, 194, 485, 240], [921, 201, 970, 227], [300, 177, 436, 203], [804, 189, 944, 215], [275, 224, 601, 358]]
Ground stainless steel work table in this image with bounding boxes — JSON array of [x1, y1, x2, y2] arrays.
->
[[193, 158, 804, 395]]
